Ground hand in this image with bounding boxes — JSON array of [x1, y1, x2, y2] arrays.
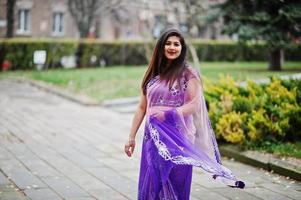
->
[[124, 139, 135, 157], [152, 110, 165, 122]]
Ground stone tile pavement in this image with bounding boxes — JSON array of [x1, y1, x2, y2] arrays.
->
[[0, 79, 300, 200]]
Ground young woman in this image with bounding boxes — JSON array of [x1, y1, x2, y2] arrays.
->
[[124, 28, 245, 199]]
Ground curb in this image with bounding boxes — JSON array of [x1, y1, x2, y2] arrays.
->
[[219, 145, 301, 182], [11, 77, 101, 107]]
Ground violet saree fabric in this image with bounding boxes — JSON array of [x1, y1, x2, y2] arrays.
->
[[138, 67, 245, 200]]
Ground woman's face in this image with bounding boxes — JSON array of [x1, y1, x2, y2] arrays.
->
[[164, 36, 182, 61]]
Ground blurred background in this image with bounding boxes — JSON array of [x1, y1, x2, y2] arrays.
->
[[0, 0, 225, 40], [0, 0, 301, 153], [0, 2, 300, 199]]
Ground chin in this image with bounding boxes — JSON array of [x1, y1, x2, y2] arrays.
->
[[166, 56, 179, 60]]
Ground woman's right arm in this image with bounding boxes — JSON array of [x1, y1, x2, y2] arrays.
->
[[124, 92, 147, 157]]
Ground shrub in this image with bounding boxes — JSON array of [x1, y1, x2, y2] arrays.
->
[[220, 92, 233, 114], [232, 96, 253, 113], [247, 109, 281, 143], [193, 40, 301, 61], [0, 39, 152, 70], [2, 39, 77, 70], [281, 79, 301, 104], [205, 77, 301, 148], [265, 77, 296, 106], [285, 107, 301, 141], [216, 111, 247, 144]]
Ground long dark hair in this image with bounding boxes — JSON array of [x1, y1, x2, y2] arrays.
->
[[141, 28, 187, 95]]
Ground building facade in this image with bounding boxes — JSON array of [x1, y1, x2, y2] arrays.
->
[[0, 0, 226, 40], [0, 0, 78, 38]]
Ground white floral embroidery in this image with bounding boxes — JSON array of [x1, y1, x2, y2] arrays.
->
[[148, 123, 236, 179], [149, 123, 214, 170]]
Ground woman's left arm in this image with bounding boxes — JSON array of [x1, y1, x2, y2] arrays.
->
[[176, 77, 201, 116]]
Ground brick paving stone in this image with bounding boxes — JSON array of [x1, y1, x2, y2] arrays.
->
[[0, 79, 300, 200], [0, 185, 29, 200], [244, 187, 292, 200], [39, 155, 85, 176], [0, 171, 29, 200], [120, 170, 140, 183], [0, 155, 47, 190], [85, 167, 137, 199], [192, 172, 228, 189], [41, 176, 89, 199], [24, 188, 62, 200], [256, 182, 301, 199], [212, 188, 261, 200], [65, 198, 97, 200], [88, 189, 129, 200], [66, 172, 110, 192], [54, 147, 104, 168], [5, 168, 47, 190], [0, 172, 10, 186], [190, 182, 229, 200]]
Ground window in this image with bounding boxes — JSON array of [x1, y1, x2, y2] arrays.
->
[[17, 9, 30, 33], [52, 12, 64, 35]]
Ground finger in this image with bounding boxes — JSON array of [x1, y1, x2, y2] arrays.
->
[[125, 149, 131, 157], [124, 145, 131, 157], [130, 145, 135, 154]]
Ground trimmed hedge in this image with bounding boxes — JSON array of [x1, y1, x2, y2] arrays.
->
[[0, 39, 300, 70], [205, 77, 301, 148], [193, 41, 268, 61], [0, 39, 77, 70]]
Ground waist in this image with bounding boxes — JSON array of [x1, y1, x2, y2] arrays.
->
[[146, 106, 171, 117]]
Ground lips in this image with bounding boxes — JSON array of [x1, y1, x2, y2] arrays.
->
[[165, 49, 180, 59], [167, 51, 177, 55]]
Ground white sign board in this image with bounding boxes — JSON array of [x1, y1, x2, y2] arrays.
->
[[0, 20, 7, 27], [61, 55, 76, 69], [33, 50, 47, 65]]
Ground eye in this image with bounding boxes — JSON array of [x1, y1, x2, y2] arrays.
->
[[174, 43, 180, 46], [165, 41, 171, 45]]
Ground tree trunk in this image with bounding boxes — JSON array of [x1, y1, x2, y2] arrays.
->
[[76, 42, 84, 68], [268, 49, 283, 71], [6, 0, 16, 38], [0, 46, 6, 72]]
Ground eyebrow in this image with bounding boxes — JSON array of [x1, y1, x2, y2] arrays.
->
[[166, 40, 180, 43]]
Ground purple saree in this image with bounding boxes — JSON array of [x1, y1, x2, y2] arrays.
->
[[138, 67, 245, 200]]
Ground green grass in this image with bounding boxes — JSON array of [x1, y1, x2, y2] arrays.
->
[[248, 142, 301, 158], [1, 61, 301, 101], [199, 61, 301, 82]]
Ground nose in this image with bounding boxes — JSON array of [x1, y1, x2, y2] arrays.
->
[[168, 44, 176, 50]]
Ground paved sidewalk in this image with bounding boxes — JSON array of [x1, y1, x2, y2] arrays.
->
[[0, 79, 300, 200]]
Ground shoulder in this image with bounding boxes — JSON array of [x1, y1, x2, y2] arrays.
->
[[183, 65, 200, 81]]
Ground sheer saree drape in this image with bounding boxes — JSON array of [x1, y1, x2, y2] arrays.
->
[[138, 67, 245, 200]]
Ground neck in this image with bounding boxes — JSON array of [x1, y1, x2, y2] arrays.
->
[[166, 59, 172, 68]]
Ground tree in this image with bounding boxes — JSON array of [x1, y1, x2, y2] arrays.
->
[[210, 0, 301, 70], [1, 0, 16, 71], [68, 0, 122, 38], [68, 0, 101, 38], [6, 0, 16, 38], [68, 0, 122, 67], [169, 0, 208, 69]]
